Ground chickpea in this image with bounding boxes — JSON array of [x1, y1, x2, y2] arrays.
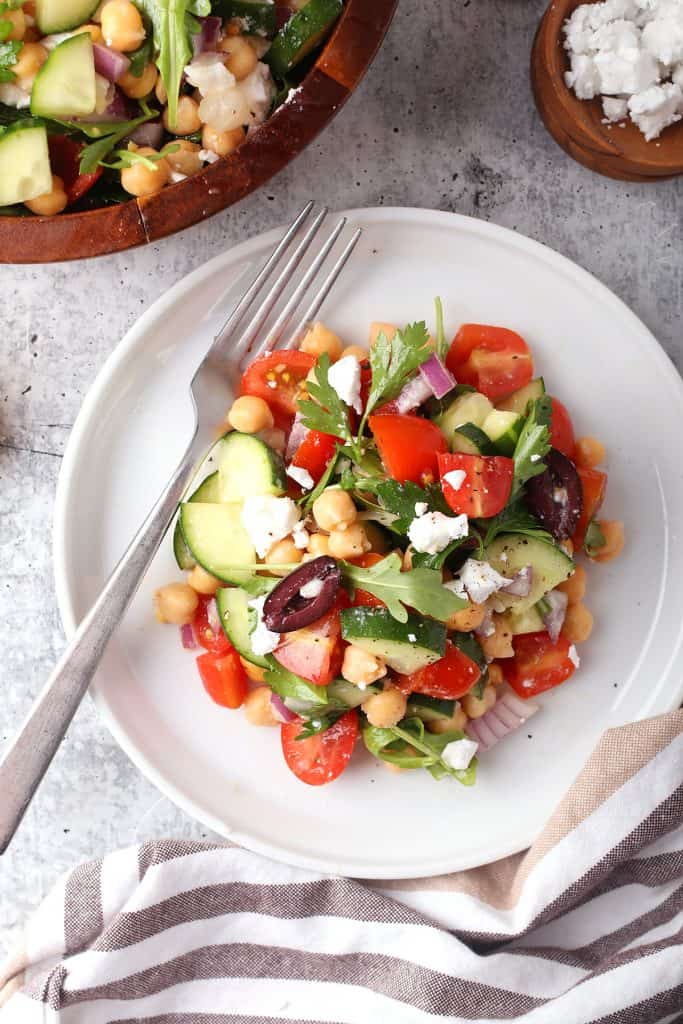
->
[[73, 23, 103, 43], [164, 139, 202, 177], [227, 395, 273, 433], [240, 657, 266, 683], [300, 322, 343, 361], [307, 532, 330, 557], [363, 685, 407, 728], [154, 582, 198, 624], [342, 645, 386, 687], [446, 602, 486, 632], [562, 603, 594, 644], [427, 705, 468, 734], [574, 436, 606, 469], [341, 345, 367, 362], [462, 683, 496, 719], [217, 33, 257, 80], [369, 321, 396, 347], [479, 614, 514, 660], [11, 41, 47, 89], [201, 124, 244, 157], [23, 25, 40, 41], [312, 488, 357, 532], [558, 563, 587, 605], [266, 537, 303, 573], [363, 521, 390, 554], [328, 522, 371, 560], [100, 0, 145, 51], [163, 95, 201, 135], [487, 662, 505, 685], [562, 539, 574, 556], [24, 175, 67, 216], [120, 147, 170, 197], [243, 686, 279, 727], [187, 564, 221, 595], [155, 75, 167, 104], [591, 520, 625, 563], [117, 62, 157, 99], [2, 8, 25, 41]]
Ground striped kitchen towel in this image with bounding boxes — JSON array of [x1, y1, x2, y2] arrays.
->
[[1, 710, 682, 1024]]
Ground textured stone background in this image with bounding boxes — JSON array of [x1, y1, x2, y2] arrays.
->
[[1, 0, 681, 945]]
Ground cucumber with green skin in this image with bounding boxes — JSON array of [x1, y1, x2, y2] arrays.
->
[[35, 0, 99, 33], [217, 432, 286, 502], [509, 605, 545, 635], [31, 33, 96, 119], [481, 409, 523, 457], [406, 694, 457, 722], [436, 391, 493, 445], [267, 0, 343, 76], [211, 0, 277, 36], [450, 422, 497, 456], [0, 122, 52, 206], [340, 608, 447, 674], [327, 678, 380, 708], [484, 535, 574, 614], [216, 585, 268, 667], [174, 472, 221, 570], [496, 377, 545, 416], [179, 501, 256, 584]]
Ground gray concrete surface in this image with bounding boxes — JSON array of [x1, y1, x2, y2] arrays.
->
[[1, 0, 681, 945]]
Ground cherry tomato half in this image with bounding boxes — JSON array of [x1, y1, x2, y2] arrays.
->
[[192, 595, 232, 654], [438, 452, 514, 519], [446, 325, 533, 401], [196, 649, 248, 708], [395, 641, 482, 700], [281, 709, 358, 786], [48, 135, 103, 205], [504, 632, 577, 699], [571, 467, 607, 548], [272, 591, 349, 686], [549, 397, 575, 458], [348, 552, 386, 608], [369, 413, 447, 485], [241, 350, 314, 419], [291, 429, 338, 483]]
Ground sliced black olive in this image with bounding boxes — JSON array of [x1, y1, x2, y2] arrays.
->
[[526, 449, 583, 541], [263, 556, 341, 633]]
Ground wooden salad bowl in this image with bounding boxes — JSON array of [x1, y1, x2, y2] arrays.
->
[[532, 0, 683, 181], [0, 0, 397, 263]]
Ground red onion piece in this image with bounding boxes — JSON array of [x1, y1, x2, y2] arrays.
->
[[501, 689, 539, 720], [180, 623, 198, 650], [78, 89, 137, 123], [419, 352, 456, 400], [465, 689, 540, 752], [474, 607, 495, 638], [500, 565, 533, 597], [128, 120, 164, 148], [93, 43, 130, 81], [286, 412, 309, 460], [193, 15, 222, 56], [207, 597, 222, 635], [542, 590, 568, 643], [390, 375, 433, 414], [270, 692, 298, 723]]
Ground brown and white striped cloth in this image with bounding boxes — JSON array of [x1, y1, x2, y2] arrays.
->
[[1, 710, 682, 1023]]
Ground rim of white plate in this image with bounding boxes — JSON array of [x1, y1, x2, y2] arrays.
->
[[53, 207, 683, 877]]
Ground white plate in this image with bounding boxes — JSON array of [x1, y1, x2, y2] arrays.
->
[[54, 208, 683, 879]]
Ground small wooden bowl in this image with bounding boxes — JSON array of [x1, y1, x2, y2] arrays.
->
[[0, 0, 397, 263], [532, 0, 683, 181]]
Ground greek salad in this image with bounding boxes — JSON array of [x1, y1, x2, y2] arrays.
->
[[0, 0, 342, 215], [155, 305, 624, 788]]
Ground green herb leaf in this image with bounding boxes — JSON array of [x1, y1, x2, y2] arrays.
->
[[411, 538, 470, 571], [127, 13, 154, 76], [264, 658, 329, 711], [102, 143, 178, 170], [510, 396, 552, 501], [294, 709, 345, 740], [297, 352, 353, 444], [298, 444, 343, 512], [479, 496, 553, 549], [434, 296, 447, 361], [341, 553, 466, 623], [584, 519, 607, 557], [365, 320, 432, 416], [350, 478, 451, 534], [75, 101, 158, 173], [0, 38, 20, 81], [363, 717, 477, 785]]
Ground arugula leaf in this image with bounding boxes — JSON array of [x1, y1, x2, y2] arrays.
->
[[479, 496, 553, 549], [411, 538, 470, 571], [341, 553, 466, 623], [434, 296, 447, 361], [297, 353, 353, 444], [76, 102, 158, 173], [264, 658, 329, 711], [0, 39, 20, 81], [363, 717, 477, 785], [584, 519, 606, 557], [364, 320, 432, 418], [510, 396, 552, 501]]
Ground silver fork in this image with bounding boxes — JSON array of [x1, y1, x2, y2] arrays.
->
[[0, 203, 362, 853]]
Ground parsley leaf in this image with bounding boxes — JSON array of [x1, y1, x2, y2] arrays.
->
[[102, 143, 179, 169], [363, 717, 477, 785], [349, 477, 450, 534], [0, 39, 20, 81], [510, 396, 552, 501], [75, 102, 158, 173], [365, 320, 432, 417], [479, 496, 553, 549], [584, 519, 606, 557], [297, 352, 353, 444], [434, 296, 447, 361], [298, 443, 343, 512], [341, 552, 466, 623]]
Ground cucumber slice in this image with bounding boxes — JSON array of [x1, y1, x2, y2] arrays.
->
[[174, 471, 221, 570], [216, 586, 268, 667], [340, 608, 447, 674], [509, 605, 544, 635], [211, 0, 277, 36], [267, 0, 343, 76], [179, 502, 256, 584], [451, 422, 497, 456], [217, 432, 286, 502], [35, 0, 99, 32], [0, 122, 51, 205], [327, 678, 380, 708], [482, 410, 523, 456], [484, 535, 574, 613], [436, 391, 494, 445], [497, 377, 545, 416], [406, 694, 457, 722], [31, 33, 96, 118]]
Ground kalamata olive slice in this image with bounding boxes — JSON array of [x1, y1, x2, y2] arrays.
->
[[526, 449, 583, 541], [263, 556, 341, 633]]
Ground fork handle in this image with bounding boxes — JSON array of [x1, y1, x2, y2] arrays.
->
[[0, 438, 199, 854]]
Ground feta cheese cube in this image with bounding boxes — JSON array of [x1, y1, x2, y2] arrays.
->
[[628, 81, 683, 137], [442, 738, 478, 771], [241, 495, 301, 558], [328, 355, 362, 414], [603, 95, 630, 119], [287, 464, 314, 491], [455, 558, 510, 604], [248, 595, 280, 656], [407, 511, 468, 554], [443, 469, 467, 491]]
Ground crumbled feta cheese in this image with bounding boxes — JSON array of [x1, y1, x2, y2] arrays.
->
[[169, 171, 188, 184], [299, 578, 324, 599], [287, 464, 314, 491], [565, 53, 602, 98], [530, 453, 542, 463], [0, 82, 30, 108], [443, 469, 467, 491], [185, 54, 236, 94], [407, 511, 468, 554], [642, 12, 683, 64], [414, 502, 429, 517], [603, 95, 630, 119], [444, 577, 468, 600], [292, 521, 310, 550], [442, 738, 478, 771], [595, 47, 659, 93], [241, 495, 301, 558], [407, 633, 417, 642], [240, 62, 276, 124], [569, 644, 581, 668], [629, 81, 683, 137], [328, 355, 362, 414], [455, 558, 510, 604], [672, 62, 683, 87], [248, 595, 280, 656], [199, 149, 221, 164], [199, 88, 249, 133]]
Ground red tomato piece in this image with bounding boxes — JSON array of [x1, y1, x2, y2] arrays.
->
[[196, 649, 248, 708], [571, 467, 608, 547], [549, 397, 575, 458], [505, 632, 577, 699], [348, 552, 386, 608], [395, 642, 482, 700], [438, 452, 514, 519], [369, 413, 447, 485], [47, 135, 103, 205], [241, 351, 314, 419], [273, 592, 349, 686], [446, 325, 533, 401], [192, 595, 232, 654], [281, 709, 358, 786], [291, 429, 338, 483]]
